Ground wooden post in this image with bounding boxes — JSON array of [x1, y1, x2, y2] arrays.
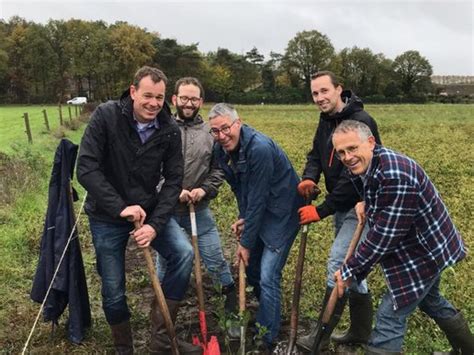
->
[[74, 105, 78, 117], [58, 104, 63, 126], [43, 109, 50, 131], [68, 106, 73, 122], [23, 113, 33, 144]]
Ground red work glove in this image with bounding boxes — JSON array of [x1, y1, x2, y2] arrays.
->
[[297, 179, 319, 199], [298, 205, 321, 225]]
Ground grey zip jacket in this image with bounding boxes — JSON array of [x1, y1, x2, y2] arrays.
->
[[173, 113, 225, 214]]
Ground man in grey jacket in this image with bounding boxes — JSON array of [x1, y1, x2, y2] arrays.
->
[[156, 77, 237, 326]]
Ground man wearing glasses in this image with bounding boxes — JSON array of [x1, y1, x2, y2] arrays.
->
[[332, 120, 473, 354], [209, 103, 303, 353], [155, 77, 238, 341], [296, 71, 382, 352]]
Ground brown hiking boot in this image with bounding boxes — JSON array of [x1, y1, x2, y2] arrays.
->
[[110, 320, 134, 354], [149, 298, 202, 354]]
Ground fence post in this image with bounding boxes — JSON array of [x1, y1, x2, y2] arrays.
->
[[74, 105, 78, 117], [68, 105, 72, 122], [43, 109, 50, 131], [58, 104, 63, 126], [23, 113, 33, 144]]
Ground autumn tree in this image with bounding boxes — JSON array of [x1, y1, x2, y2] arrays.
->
[[283, 30, 335, 89], [393, 50, 433, 96]]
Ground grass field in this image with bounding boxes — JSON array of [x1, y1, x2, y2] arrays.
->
[[0, 103, 473, 353]]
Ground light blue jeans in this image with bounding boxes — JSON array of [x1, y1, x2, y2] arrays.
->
[[246, 230, 298, 346], [368, 275, 457, 352], [327, 208, 369, 293], [157, 207, 234, 288], [89, 217, 194, 325]]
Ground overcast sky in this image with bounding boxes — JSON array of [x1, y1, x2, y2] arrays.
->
[[1, 0, 472, 75]]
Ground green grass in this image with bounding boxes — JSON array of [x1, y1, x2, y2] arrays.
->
[[0, 103, 473, 353]]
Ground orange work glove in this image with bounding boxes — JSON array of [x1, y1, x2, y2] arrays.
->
[[297, 179, 319, 199], [298, 205, 321, 225]]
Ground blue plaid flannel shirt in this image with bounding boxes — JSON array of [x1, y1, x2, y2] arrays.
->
[[341, 145, 466, 310]]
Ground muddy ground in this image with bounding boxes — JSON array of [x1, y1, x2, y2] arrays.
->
[[124, 239, 360, 355]]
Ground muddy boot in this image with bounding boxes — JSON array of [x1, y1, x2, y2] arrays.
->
[[434, 312, 474, 355], [110, 320, 134, 354], [149, 298, 202, 354], [331, 291, 373, 346], [296, 286, 347, 353], [223, 284, 240, 339]]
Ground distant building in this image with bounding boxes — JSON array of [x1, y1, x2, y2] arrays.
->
[[431, 76, 474, 96]]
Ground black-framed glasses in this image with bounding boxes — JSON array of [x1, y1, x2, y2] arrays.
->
[[209, 121, 237, 137], [178, 96, 201, 105]]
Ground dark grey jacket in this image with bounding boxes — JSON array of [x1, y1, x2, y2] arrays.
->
[[173, 114, 224, 214]]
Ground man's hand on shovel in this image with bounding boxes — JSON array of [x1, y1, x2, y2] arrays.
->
[[131, 224, 157, 248], [334, 270, 352, 298], [231, 219, 245, 241], [120, 205, 156, 248], [235, 244, 250, 267]]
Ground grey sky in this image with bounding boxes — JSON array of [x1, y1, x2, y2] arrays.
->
[[1, 0, 472, 75]]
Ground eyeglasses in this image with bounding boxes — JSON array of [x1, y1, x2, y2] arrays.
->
[[178, 96, 201, 105], [209, 121, 237, 137], [335, 145, 359, 160]]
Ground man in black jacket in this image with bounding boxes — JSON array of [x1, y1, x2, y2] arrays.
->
[[296, 71, 382, 352], [77, 66, 200, 354]]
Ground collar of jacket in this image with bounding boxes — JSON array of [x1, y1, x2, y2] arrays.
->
[[174, 113, 204, 127], [118, 88, 173, 127], [320, 90, 365, 122]]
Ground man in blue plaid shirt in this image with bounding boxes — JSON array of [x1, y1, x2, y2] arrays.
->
[[330, 120, 473, 354]]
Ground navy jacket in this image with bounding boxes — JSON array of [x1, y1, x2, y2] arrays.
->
[[214, 124, 303, 250], [31, 139, 91, 343]]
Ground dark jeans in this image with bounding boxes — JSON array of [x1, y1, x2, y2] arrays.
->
[[89, 218, 194, 325]]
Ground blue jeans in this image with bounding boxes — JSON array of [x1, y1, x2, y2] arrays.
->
[[368, 275, 457, 352], [157, 207, 234, 288], [327, 208, 368, 293], [246, 229, 298, 346], [89, 217, 194, 325]]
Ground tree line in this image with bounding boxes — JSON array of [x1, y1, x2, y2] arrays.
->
[[0, 17, 435, 104]]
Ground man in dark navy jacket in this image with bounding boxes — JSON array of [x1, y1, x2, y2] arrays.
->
[[77, 66, 200, 354], [209, 103, 303, 352]]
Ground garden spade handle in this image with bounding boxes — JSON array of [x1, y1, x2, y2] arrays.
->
[[286, 223, 309, 355], [239, 258, 246, 355], [311, 221, 365, 355], [189, 203, 208, 346], [287, 195, 319, 355], [134, 221, 180, 355]]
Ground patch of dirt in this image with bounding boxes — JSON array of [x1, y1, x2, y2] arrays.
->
[[123, 239, 330, 354]]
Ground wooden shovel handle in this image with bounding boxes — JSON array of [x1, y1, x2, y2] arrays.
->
[[239, 259, 246, 313], [134, 221, 180, 355], [321, 221, 365, 324]]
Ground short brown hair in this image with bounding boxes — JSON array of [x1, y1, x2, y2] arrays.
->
[[174, 77, 205, 99], [133, 66, 168, 88], [311, 70, 343, 88]]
